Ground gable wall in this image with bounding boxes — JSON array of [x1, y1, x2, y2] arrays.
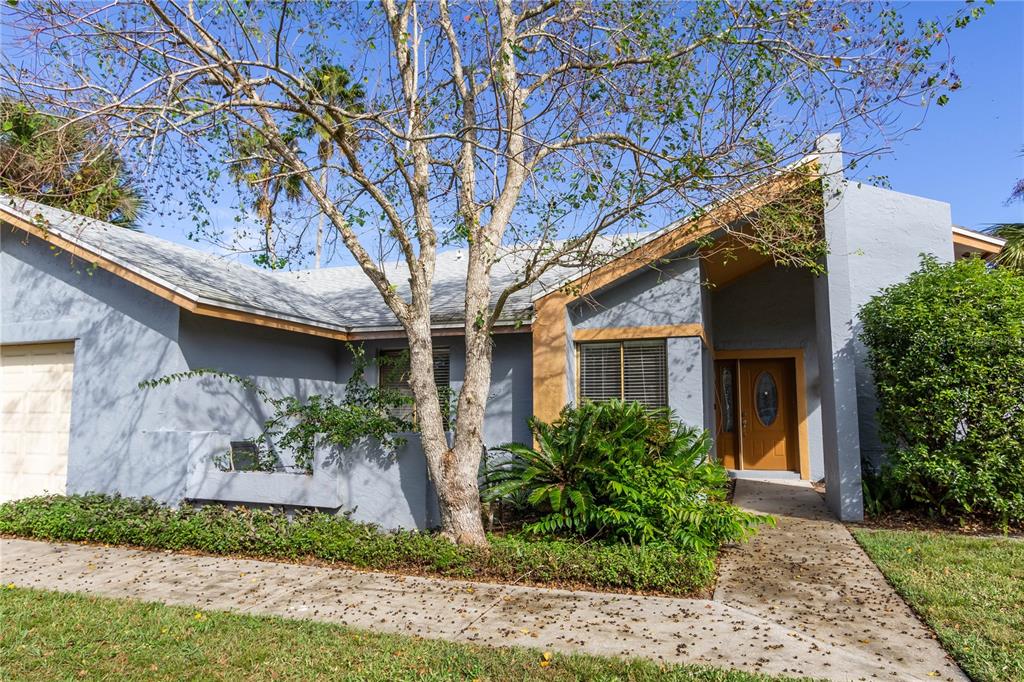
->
[[566, 255, 711, 430], [570, 256, 704, 329], [2, 230, 191, 501]]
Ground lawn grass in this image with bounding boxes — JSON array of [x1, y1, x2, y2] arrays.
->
[[852, 528, 1024, 682], [0, 587, 805, 682]]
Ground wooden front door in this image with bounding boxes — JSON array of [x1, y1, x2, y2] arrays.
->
[[715, 357, 797, 472]]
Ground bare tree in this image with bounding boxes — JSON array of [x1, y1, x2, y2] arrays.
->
[[0, 0, 982, 545]]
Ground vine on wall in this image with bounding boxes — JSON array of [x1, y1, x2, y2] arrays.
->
[[140, 344, 414, 474]]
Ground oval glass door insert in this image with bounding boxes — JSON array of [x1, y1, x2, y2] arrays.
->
[[755, 371, 779, 426]]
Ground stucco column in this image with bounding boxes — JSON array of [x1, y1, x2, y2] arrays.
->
[[813, 135, 865, 521], [667, 336, 707, 431]]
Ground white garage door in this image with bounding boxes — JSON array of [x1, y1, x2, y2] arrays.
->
[[1, 342, 75, 502]]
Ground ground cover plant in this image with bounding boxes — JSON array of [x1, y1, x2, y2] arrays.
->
[[853, 529, 1024, 682], [484, 401, 771, 551], [859, 256, 1024, 525], [0, 587, 810, 682], [0, 494, 713, 596]]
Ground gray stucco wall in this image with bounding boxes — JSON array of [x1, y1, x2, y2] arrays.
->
[[700, 268, 716, 439], [567, 255, 711, 432], [838, 183, 953, 466], [667, 336, 706, 429], [814, 135, 953, 520], [1, 230, 532, 529], [711, 265, 826, 480], [2, 231, 191, 502], [571, 257, 703, 329]]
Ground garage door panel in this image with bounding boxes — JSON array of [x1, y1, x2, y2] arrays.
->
[[5, 451, 67, 475], [1, 342, 75, 502]]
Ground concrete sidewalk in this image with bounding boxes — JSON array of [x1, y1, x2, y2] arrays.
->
[[1, 479, 964, 681]]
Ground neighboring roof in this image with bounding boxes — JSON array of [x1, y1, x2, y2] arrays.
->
[[952, 225, 1006, 256]]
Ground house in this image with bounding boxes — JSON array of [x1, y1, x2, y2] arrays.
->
[[0, 138, 1004, 525]]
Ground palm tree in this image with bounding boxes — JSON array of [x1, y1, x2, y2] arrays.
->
[[992, 223, 1024, 272], [228, 129, 305, 267], [989, 150, 1024, 273], [298, 65, 364, 268], [0, 101, 144, 228]]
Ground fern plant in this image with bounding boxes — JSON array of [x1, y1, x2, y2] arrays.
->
[[484, 400, 771, 550]]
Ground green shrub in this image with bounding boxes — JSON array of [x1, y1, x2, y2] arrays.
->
[[0, 494, 714, 595], [859, 256, 1024, 524], [484, 400, 771, 550]]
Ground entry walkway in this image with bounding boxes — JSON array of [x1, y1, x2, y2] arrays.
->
[[1, 479, 964, 681], [716, 479, 964, 680]]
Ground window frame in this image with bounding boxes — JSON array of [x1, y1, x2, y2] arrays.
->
[[575, 338, 668, 409]]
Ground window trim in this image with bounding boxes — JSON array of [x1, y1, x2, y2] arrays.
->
[[575, 338, 668, 408]]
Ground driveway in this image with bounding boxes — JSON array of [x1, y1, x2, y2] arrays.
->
[[0, 479, 964, 681]]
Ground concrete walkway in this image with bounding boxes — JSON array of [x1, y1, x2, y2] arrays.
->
[[1, 479, 964, 681], [716, 479, 964, 681]]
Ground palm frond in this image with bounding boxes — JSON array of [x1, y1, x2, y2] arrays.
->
[[991, 223, 1024, 273]]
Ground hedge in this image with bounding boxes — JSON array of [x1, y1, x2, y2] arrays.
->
[[859, 256, 1024, 524], [0, 494, 716, 595]]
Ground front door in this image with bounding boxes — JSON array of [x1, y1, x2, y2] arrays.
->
[[715, 357, 797, 472], [739, 359, 795, 471]]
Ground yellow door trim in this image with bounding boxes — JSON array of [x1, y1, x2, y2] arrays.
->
[[714, 348, 810, 480]]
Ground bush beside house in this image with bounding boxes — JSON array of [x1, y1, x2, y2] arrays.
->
[[484, 401, 771, 550], [859, 256, 1024, 524]]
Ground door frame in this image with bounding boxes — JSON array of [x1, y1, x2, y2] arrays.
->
[[713, 348, 810, 480]]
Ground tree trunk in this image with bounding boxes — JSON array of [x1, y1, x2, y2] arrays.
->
[[434, 441, 487, 546], [404, 316, 488, 546], [315, 165, 327, 269]]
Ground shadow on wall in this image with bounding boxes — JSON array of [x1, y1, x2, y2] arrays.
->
[[570, 255, 703, 329], [666, 338, 705, 430], [182, 431, 439, 530], [151, 363, 440, 529], [848, 319, 886, 471], [826, 335, 865, 521], [3, 240, 193, 503]]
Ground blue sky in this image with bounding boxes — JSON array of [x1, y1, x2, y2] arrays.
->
[[848, 0, 1023, 230], [134, 0, 1023, 252]]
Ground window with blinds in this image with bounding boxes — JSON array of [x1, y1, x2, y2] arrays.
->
[[378, 348, 450, 422], [578, 340, 667, 409]]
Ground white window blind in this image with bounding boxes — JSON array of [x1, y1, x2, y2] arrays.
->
[[578, 340, 667, 408], [579, 343, 622, 402], [623, 340, 668, 408]]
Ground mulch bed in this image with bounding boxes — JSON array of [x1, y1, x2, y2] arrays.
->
[[850, 509, 1023, 538]]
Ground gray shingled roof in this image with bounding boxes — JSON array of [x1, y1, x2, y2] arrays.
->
[[3, 195, 641, 333], [2, 196, 353, 331]]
